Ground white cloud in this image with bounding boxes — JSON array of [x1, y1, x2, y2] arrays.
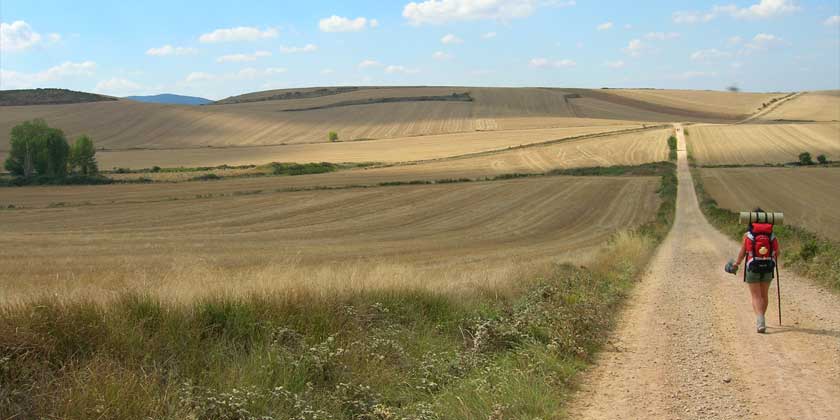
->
[[1, 20, 60, 52], [529, 57, 576, 68], [384, 65, 420, 74], [185, 72, 215, 83], [728, 36, 744, 45], [95, 78, 142, 95], [320, 68, 334, 75], [279, 44, 318, 53], [402, 0, 574, 25], [199, 26, 278, 43], [753, 33, 781, 43], [644, 32, 680, 41], [216, 51, 271, 63], [674, 0, 799, 24], [319, 16, 378, 32], [672, 10, 715, 24], [0, 61, 96, 89], [146, 44, 198, 56], [433, 51, 453, 60], [358, 59, 382, 69], [825, 16, 840, 26], [482, 31, 497, 39], [690, 48, 732, 61], [441, 34, 463, 44], [597, 22, 613, 31], [672, 71, 719, 79], [715, 0, 799, 19], [623, 39, 645, 56], [183, 67, 285, 84], [605, 60, 625, 69]]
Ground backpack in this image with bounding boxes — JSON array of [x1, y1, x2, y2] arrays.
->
[[746, 223, 776, 274]]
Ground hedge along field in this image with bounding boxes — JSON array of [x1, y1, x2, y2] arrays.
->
[[0, 160, 677, 419]]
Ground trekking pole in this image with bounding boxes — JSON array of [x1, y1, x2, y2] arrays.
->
[[776, 263, 782, 326]]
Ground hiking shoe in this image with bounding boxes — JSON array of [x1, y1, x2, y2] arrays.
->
[[756, 316, 766, 334]]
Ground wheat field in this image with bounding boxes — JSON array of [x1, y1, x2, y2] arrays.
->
[[687, 123, 840, 165], [760, 91, 840, 122], [0, 176, 660, 303]]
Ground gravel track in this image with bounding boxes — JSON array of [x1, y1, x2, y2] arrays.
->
[[567, 124, 840, 419]]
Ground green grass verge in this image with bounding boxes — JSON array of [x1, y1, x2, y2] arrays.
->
[[691, 167, 840, 292], [0, 163, 677, 418], [667, 135, 677, 161]]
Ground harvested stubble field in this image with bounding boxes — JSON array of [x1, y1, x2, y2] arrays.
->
[[698, 167, 840, 238], [599, 88, 782, 119], [760, 91, 840, 122], [0, 176, 661, 304], [0, 87, 764, 154], [86, 123, 643, 170], [687, 122, 840, 165], [0, 128, 671, 208]]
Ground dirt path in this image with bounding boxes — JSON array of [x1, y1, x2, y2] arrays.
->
[[567, 124, 840, 419], [738, 92, 802, 123]]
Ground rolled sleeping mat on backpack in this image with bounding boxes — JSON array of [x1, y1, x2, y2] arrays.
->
[[739, 211, 784, 225]]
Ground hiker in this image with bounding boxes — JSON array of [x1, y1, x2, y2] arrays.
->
[[731, 208, 780, 333]]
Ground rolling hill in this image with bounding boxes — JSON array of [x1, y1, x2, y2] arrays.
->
[[0, 88, 116, 106], [0, 87, 788, 153]]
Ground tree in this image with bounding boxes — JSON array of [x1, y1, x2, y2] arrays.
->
[[817, 154, 828, 165], [44, 130, 70, 177], [727, 85, 740, 92], [328, 131, 339, 142], [69, 135, 98, 175], [798, 152, 814, 166], [4, 119, 68, 178]]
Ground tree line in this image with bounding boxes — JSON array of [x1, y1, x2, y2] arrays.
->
[[4, 119, 99, 180]]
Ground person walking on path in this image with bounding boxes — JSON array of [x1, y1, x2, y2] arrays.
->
[[731, 208, 780, 333]]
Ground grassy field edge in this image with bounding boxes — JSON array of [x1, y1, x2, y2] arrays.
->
[[1, 163, 677, 419], [690, 167, 840, 292]]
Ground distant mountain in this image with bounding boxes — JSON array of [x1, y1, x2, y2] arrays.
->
[[0, 88, 117, 106], [124, 94, 212, 106]]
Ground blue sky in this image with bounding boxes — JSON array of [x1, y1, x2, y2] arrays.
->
[[1, 0, 838, 100]]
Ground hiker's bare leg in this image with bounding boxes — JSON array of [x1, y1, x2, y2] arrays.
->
[[748, 283, 765, 316], [760, 281, 771, 315]]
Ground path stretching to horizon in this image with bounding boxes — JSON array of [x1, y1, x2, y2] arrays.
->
[[567, 124, 840, 419]]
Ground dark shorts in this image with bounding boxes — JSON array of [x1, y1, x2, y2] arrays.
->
[[745, 271, 774, 283]]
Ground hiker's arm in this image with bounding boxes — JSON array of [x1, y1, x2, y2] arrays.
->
[[733, 237, 747, 268]]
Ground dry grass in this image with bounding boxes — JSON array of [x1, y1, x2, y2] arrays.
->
[[698, 167, 840, 238], [688, 123, 840, 165], [0, 176, 660, 305]]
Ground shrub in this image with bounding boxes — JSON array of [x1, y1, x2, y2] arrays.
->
[[798, 152, 814, 166], [191, 173, 221, 181], [817, 154, 828, 165], [667, 135, 677, 161], [69, 135, 98, 175], [328, 131, 339, 142], [267, 162, 337, 176]]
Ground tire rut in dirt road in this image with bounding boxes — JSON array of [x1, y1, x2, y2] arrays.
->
[[566, 124, 840, 419]]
